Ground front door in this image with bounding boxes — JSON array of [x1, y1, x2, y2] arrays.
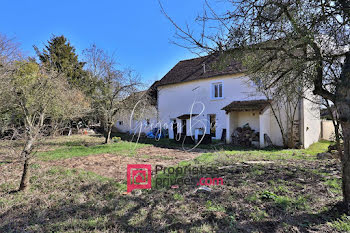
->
[[182, 119, 187, 135], [172, 119, 177, 137], [209, 114, 216, 138]]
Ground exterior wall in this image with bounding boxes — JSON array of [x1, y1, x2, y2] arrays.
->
[[259, 95, 321, 149], [259, 107, 284, 147], [156, 71, 320, 148], [259, 108, 271, 147], [321, 120, 336, 141], [236, 111, 260, 131], [115, 118, 158, 134], [301, 92, 321, 148], [158, 73, 264, 140], [226, 112, 236, 143], [114, 106, 158, 134]]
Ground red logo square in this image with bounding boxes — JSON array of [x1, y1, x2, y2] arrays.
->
[[127, 164, 152, 192]]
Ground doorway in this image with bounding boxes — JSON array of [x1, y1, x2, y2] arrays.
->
[[182, 119, 187, 135], [171, 119, 177, 137], [209, 114, 216, 138]]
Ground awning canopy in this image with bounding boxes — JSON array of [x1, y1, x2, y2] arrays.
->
[[222, 99, 270, 113], [177, 114, 199, 119]]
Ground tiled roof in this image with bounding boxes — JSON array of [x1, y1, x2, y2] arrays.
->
[[222, 99, 270, 113], [156, 53, 244, 87]]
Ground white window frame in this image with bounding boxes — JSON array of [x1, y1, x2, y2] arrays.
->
[[211, 81, 224, 100]]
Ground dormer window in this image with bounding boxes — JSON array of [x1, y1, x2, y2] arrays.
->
[[211, 82, 223, 99]]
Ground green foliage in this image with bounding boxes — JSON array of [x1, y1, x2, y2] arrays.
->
[[112, 136, 122, 142], [245, 193, 260, 203], [329, 215, 350, 232], [249, 207, 269, 221], [13, 61, 87, 121], [13, 61, 40, 85], [324, 178, 342, 194], [205, 200, 225, 212], [273, 185, 290, 194], [173, 193, 184, 201], [260, 190, 309, 210], [35, 35, 93, 93], [260, 191, 278, 200]]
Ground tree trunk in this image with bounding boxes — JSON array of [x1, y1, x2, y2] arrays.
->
[[340, 123, 350, 211], [288, 122, 295, 148], [105, 123, 112, 144], [335, 52, 350, 211], [18, 137, 34, 191], [335, 124, 342, 157], [326, 101, 342, 157]]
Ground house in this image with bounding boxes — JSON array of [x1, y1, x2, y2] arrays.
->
[[153, 53, 320, 148], [114, 90, 158, 135]]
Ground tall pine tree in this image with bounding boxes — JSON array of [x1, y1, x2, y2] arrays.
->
[[34, 35, 92, 92]]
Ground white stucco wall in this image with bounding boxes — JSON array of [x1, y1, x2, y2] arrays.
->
[[259, 107, 285, 147], [226, 111, 260, 144], [301, 93, 321, 148], [114, 106, 158, 134], [158, 73, 264, 140], [156, 72, 320, 148], [259, 94, 320, 149], [236, 111, 260, 131], [321, 120, 336, 141]]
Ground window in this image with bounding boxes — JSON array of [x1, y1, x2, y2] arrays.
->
[[146, 119, 150, 126], [212, 82, 223, 99], [118, 121, 123, 126]]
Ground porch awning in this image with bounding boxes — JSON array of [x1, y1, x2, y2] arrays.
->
[[177, 114, 199, 119], [222, 99, 270, 113]]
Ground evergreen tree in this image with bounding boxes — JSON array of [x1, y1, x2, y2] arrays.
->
[[34, 35, 92, 91]]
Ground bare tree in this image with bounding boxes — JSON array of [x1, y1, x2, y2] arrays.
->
[[160, 0, 350, 210], [249, 73, 303, 148], [83, 44, 141, 143], [0, 59, 88, 191]]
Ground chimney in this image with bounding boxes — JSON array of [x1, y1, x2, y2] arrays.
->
[[202, 63, 206, 73]]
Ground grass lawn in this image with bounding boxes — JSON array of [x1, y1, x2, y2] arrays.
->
[[193, 139, 332, 164], [117, 132, 331, 157], [38, 140, 148, 161], [0, 135, 348, 232]]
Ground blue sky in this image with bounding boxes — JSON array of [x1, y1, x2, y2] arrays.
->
[[0, 0, 220, 86]]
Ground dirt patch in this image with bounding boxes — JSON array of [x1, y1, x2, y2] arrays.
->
[[41, 145, 201, 181]]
